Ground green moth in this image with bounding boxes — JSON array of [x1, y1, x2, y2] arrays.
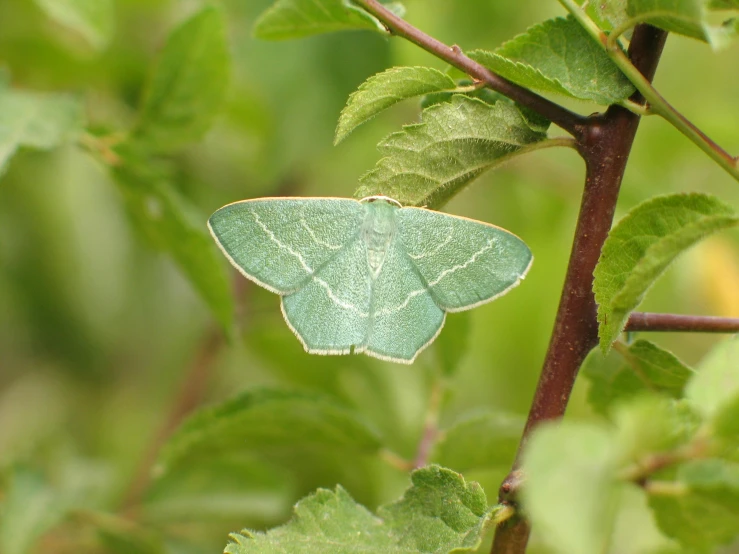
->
[[208, 196, 532, 364]]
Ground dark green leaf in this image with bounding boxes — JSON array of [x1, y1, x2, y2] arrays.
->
[[593, 193, 738, 352], [582, 339, 695, 415], [433, 411, 523, 472], [112, 143, 234, 331], [132, 7, 229, 153], [355, 95, 547, 208], [225, 466, 493, 553], [157, 388, 383, 473], [0, 85, 83, 177], [33, 0, 114, 50], [434, 312, 472, 377], [522, 422, 619, 554], [253, 0, 405, 40], [468, 16, 635, 104], [649, 459, 739, 550], [335, 67, 456, 144]]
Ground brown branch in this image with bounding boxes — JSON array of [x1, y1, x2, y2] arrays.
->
[[626, 312, 739, 333], [491, 25, 669, 554], [120, 326, 224, 513], [352, 0, 587, 135]]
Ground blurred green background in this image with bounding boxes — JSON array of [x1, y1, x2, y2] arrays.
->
[[0, 0, 737, 552]]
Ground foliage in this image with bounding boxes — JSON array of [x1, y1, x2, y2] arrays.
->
[[1, 0, 738, 553]]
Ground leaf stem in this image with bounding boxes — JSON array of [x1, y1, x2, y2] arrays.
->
[[626, 312, 739, 333], [490, 24, 669, 554], [559, 0, 739, 182], [351, 0, 588, 135]]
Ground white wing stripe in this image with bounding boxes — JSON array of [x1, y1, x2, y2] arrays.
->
[[252, 211, 313, 273], [313, 276, 369, 318], [300, 217, 342, 250], [428, 238, 495, 287]]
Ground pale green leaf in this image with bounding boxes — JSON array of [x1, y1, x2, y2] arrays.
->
[[225, 466, 493, 554], [686, 336, 739, 419], [112, 143, 233, 331], [157, 388, 383, 473], [582, 340, 695, 415], [522, 422, 619, 554], [649, 459, 739, 550], [593, 193, 739, 352], [626, 0, 739, 49], [0, 463, 110, 554], [468, 16, 635, 104], [0, 85, 83, 177], [434, 311, 471, 377], [0, 468, 65, 554], [590, 0, 629, 29], [133, 7, 229, 154], [612, 397, 699, 465], [253, 0, 405, 40], [33, 0, 114, 50], [355, 95, 547, 208], [433, 411, 524, 472], [335, 67, 456, 144]]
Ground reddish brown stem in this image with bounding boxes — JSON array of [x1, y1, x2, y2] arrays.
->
[[491, 25, 669, 553], [352, 0, 587, 135], [626, 312, 739, 333]]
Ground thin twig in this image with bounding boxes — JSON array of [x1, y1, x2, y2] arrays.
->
[[626, 312, 739, 333], [120, 326, 224, 513], [413, 377, 444, 468], [352, 0, 588, 135], [559, 0, 739, 181]]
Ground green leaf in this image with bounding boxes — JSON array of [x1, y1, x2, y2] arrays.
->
[[112, 143, 233, 331], [0, 463, 110, 554], [132, 7, 229, 154], [143, 455, 291, 523], [434, 311, 472, 377], [33, 0, 114, 50], [253, 0, 405, 40], [335, 67, 456, 144], [0, 85, 83, 177], [158, 388, 383, 473], [593, 193, 739, 352], [225, 466, 493, 554], [0, 468, 66, 554], [582, 340, 695, 415], [649, 459, 739, 550], [590, 0, 629, 29], [468, 16, 635, 104], [626, 0, 739, 49], [433, 411, 524, 472], [612, 397, 699, 465], [522, 422, 619, 554], [686, 336, 739, 420], [355, 95, 547, 208]]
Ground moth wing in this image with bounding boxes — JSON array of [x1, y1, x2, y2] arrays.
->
[[365, 240, 444, 363], [397, 207, 533, 311], [281, 238, 372, 355], [208, 197, 364, 294]]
